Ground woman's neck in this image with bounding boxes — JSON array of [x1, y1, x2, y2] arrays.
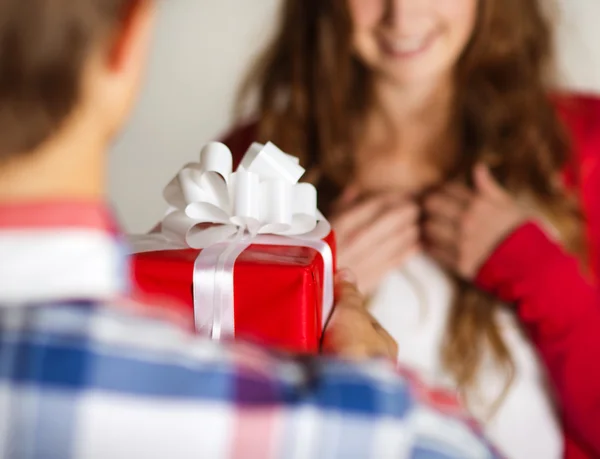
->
[[352, 75, 458, 196], [368, 75, 455, 144]]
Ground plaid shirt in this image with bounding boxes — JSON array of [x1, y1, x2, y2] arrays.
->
[[0, 201, 499, 459]]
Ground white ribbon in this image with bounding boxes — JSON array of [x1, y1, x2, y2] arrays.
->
[[129, 141, 334, 340]]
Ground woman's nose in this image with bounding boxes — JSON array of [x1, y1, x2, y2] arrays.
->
[[382, 0, 426, 30]]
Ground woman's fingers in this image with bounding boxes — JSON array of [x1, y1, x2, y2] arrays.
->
[[422, 186, 469, 266], [343, 201, 419, 260], [427, 246, 456, 271], [334, 198, 421, 294], [332, 193, 406, 244], [423, 170, 528, 279], [442, 183, 472, 204], [423, 217, 457, 253], [344, 220, 420, 294], [360, 223, 419, 270], [423, 187, 470, 224]]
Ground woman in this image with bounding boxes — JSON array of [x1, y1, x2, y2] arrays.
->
[[221, 1, 600, 458]]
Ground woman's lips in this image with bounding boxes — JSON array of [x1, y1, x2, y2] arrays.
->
[[380, 31, 439, 59]]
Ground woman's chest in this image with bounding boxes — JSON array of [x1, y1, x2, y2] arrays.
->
[[353, 146, 446, 197]]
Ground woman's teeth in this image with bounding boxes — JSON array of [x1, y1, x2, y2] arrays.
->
[[388, 35, 432, 54]]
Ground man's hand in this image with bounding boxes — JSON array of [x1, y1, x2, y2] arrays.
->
[[321, 270, 398, 360]]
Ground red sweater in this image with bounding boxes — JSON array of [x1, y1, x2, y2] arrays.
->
[[221, 94, 600, 459]]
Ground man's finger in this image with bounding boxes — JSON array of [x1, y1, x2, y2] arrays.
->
[[373, 321, 398, 359], [335, 336, 392, 361], [334, 276, 365, 310], [336, 268, 357, 284]]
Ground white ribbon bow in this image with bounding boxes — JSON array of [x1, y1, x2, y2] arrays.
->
[[160, 141, 331, 248], [129, 141, 335, 340]]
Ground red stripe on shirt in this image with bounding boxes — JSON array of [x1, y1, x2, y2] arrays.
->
[[0, 200, 118, 233]]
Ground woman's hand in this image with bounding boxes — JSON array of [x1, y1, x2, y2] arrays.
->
[[423, 165, 529, 279], [331, 189, 420, 295], [322, 271, 398, 360]]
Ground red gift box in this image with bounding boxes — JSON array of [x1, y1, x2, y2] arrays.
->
[[132, 232, 336, 354]]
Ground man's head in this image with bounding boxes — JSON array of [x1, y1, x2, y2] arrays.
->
[[0, 0, 155, 169]]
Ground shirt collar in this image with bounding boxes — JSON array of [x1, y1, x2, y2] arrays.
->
[[0, 200, 130, 304]]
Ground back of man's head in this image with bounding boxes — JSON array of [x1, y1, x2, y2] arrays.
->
[[0, 0, 154, 167]]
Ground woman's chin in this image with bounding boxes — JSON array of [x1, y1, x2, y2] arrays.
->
[[376, 64, 450, 90]]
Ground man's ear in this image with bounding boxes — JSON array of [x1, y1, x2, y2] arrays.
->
[[106, 0, 156, 73]]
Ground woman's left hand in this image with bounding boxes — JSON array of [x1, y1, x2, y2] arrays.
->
[[423, 165, 529, 280]]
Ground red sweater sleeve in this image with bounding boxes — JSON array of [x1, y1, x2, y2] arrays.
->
[[477, 223, 600, 454], [476, 94, 600, 457]]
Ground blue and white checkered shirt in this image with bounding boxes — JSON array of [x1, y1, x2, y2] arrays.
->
[[0, 202, 500, 459]]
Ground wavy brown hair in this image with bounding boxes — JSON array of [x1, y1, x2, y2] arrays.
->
[[235, 0, 585, 413]]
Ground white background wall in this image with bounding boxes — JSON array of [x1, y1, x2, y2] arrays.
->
[[109, 0, 600, 233]]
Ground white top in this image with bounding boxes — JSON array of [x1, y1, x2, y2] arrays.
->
[[369, 253, 563, 459]]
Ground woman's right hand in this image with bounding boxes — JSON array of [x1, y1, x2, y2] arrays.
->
[[331, 190, 421, 295]]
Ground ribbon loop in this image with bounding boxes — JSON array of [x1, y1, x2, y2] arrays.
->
[[161, 141, 330, 248], [200, 142, 233, 179]]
